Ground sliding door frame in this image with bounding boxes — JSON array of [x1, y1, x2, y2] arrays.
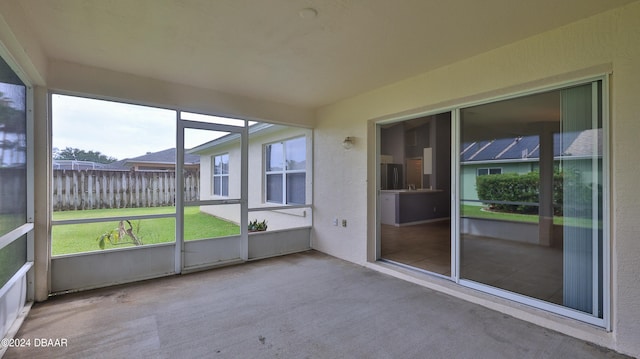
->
[[455, 75, 610, 329], [375, 74, 610, 329], [375, 109, 455, 280]]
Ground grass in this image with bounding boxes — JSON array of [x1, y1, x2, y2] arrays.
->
[[52, 206, 239, 256], [0, 237, 26, 287], [461, 204, 540, 223], [52, 206, 177, 220], [50, 205, 598, 255], [461, 204, 598, 227]]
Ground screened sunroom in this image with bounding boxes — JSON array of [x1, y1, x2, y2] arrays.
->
[[2, 1, 640, 357]]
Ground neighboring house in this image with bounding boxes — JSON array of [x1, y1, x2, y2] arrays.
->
[[110, 148, 200, 171], [461, 129, 602, 203], [189, 123, 313, 231], [52, 159, 110, 170], [53, 148, 200, 171]]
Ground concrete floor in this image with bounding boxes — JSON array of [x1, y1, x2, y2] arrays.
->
[[4, 251, 629, 359]]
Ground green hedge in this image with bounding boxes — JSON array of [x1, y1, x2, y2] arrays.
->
[[476, 170, 590, 216]]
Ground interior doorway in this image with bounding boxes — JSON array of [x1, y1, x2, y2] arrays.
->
[[378, 112, 452, 276]]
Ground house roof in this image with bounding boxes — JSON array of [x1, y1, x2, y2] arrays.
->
[[188, 123, 281, 155], [123, 148, 200, 165], [461, 129, 602, 164], [53, 159, 111, 170], [53, 147, 200, 170]]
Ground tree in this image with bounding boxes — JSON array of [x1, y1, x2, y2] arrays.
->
[[54, 147, 117, 163]]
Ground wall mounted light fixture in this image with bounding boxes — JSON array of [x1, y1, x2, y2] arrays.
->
[[343, 136, 354, 150]]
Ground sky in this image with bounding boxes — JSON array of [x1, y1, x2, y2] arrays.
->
[[51, 94, 244, 161]]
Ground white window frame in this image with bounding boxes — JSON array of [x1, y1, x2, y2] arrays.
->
[[212, 153, 229, 197], [264, 136, 306, 205], [477, 167, 502, 176]]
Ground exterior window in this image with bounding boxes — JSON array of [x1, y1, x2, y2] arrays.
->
[[212, 153, 229, 196], [265, 137, 306, 205], [477, 168, 502, 176]]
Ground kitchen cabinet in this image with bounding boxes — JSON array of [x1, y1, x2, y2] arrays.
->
[[380, 189, 449, 226], [380, 192, 397, 225]]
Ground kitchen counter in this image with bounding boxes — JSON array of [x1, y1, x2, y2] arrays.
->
[[380, 189, 443, 194], [380, 189, 449, 226]]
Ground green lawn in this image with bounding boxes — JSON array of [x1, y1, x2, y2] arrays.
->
[[461, 204, 540, 223], [461, 204, 597, 227], [52, 207, 239, 256]]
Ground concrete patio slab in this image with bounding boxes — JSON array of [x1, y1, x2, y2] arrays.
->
[[3, 251, 630, 359]]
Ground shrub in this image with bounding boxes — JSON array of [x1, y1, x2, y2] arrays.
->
[[477, 172, 539, 214], [476, 169, 590, 216]]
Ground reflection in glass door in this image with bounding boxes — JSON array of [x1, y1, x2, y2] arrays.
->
[[379, 112, 452, 277], [458, 80, 606, 325]]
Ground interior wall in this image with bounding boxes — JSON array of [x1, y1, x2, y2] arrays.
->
[[313, 2, 640, 356]]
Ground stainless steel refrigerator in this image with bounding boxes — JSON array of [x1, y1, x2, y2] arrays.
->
[[381, 163, 403, 190]]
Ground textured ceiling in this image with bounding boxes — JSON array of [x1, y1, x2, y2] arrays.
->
[[16, 0, 635, 108]]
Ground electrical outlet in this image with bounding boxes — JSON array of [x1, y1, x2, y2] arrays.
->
[[333, 218, 339, 226], [342, 219, 347, 227]]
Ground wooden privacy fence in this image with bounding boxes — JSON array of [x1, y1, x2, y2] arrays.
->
[[53, 169, 200, 211]]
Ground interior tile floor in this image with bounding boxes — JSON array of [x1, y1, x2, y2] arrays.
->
[[381, 220, 564, 305], [381, 221, 452, 276], [461, 233, 563, 305]]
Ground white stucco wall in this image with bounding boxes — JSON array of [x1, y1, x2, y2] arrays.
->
[[197, 126, 313, 231], [314, 2, 640, 356]]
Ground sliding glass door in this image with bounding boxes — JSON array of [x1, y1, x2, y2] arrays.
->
[[458, 79, 607, 325], [377, 77, 608, 326], [377, 113, 452, 277]]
